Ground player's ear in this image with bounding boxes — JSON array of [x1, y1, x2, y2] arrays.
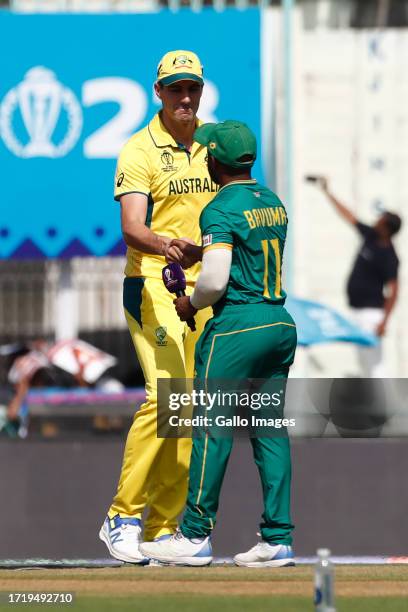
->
[[154, 82, 163, 101]]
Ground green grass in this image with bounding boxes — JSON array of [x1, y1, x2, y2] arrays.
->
[[1, 565, 407, 611], [1, 564, 406, 582], [2, 595, 408, 612]]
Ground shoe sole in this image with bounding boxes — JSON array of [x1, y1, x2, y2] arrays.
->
[[140, 542, 212, 567], [154, 557, 212, 567], [99, 526, 149, 565], [234, 558, 296, 568], [145, 556, 212, 567]]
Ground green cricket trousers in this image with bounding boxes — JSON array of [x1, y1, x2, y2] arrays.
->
[[180, 302, 297, 544]]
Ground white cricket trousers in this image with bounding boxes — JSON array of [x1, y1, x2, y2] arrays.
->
[[351, 308, 385, 378]]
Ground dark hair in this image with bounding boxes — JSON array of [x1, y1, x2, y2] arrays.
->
[[211, 154, 254, 176], [383, 212, 402, 236]]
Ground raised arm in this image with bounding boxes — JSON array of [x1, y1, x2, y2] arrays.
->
[[317, 177, 357, 225]]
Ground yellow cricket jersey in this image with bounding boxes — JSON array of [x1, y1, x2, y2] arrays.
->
[[114, 113, 218, 283]]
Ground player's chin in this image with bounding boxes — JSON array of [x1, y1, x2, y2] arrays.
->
[[175, 109, 195, 122]]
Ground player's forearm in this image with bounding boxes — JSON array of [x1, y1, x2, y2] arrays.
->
[[190, 249, 232, 309], [122, 224, 170, 256], [382, 289, 398, 324], [190, 281, 226, 310]]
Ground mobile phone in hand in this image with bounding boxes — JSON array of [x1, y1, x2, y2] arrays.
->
[[305, 175, 321, 183]]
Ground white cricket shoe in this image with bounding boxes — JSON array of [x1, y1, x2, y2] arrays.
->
[[140, 529, 212, 566], [233, 542, 295, 568], [99, 515, 148, 564]]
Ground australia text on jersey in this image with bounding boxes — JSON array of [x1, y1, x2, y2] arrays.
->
[[168, 177, 218, 195]]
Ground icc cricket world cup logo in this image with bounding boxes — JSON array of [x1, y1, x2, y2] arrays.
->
[[164, 268, 172, 282], [0, 66, 82, 158], [161, 151, 174, 166]]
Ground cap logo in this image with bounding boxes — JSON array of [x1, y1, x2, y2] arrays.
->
[[173, 55, 193, 69]]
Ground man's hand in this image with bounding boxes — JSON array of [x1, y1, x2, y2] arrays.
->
[[376, 320, 387, 337], [164, 239, 186, 264], [317, 176, 328, 192], [165, 238, 203, 269], [173, 296, 197, 321]]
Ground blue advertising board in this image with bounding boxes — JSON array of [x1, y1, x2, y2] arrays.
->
[[0, 10, 261, 258]]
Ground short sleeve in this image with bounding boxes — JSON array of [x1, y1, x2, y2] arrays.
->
[[379, 251, 399, 283], [200, 204, 233, 253], [355, 222, 375, 241], [114, 142, 151, 201]]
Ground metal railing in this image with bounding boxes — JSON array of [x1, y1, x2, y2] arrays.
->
[[0, 258, 126, 341]]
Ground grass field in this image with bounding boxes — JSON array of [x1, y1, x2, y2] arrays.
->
[[1, 565, 408, 611]]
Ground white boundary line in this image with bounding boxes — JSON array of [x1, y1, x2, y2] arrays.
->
[[2, 556, 408, 568]]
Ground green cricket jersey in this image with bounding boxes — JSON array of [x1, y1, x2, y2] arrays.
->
[[200, 179, 288, 308]]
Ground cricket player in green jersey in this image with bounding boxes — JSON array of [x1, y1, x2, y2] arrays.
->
[[141, 120, 297, 567]]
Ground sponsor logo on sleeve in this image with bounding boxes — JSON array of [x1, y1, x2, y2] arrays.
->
[[203, 234, 212, 247]]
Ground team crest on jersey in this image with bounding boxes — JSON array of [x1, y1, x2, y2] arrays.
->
[[161, 150, 178, 173], [254, 191, 261, 198], [203, 234, 212, 247], [155, 326, 168, 346]]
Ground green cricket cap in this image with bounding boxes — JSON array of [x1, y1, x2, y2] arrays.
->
[[194, 120, 257, 169]]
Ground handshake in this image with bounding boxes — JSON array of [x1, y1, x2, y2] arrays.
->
[[163, 238, 202, 269]]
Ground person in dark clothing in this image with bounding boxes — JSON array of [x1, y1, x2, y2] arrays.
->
[[318, 177, 401, 376]]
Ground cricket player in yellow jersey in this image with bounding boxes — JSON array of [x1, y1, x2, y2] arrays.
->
[[99, 51, 217, 563]]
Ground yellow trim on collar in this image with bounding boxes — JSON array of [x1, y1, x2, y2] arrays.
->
[[217, 179, 257, 195]]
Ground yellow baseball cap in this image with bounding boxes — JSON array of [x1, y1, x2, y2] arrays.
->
[[156, 50, 204, 86]]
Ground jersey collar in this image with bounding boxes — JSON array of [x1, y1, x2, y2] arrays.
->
[[148, 112, 203, 149], [217, 179, 257, 195]]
